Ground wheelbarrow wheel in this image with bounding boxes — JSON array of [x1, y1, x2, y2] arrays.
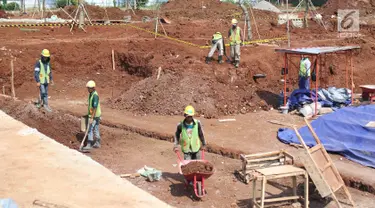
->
[[197, 181, 202, 196]]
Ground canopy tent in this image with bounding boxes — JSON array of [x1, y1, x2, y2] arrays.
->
[[275, 46, 361, 116]]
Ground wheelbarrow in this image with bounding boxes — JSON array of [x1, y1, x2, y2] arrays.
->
[[175, 150, 214, 198]]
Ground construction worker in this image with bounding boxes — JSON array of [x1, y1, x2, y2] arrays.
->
[[299, 56, 311, 90], [83, 80, 102, 150], [34, 49, 53, 112], [173, 105, 207, 160], [206, 32, 224, 64], [228, 19, 243, 68]]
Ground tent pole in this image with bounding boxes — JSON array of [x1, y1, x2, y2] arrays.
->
[[284, 53, 288, 106], [350, 52, 354, 104], [345, 53, 348, 89], [315, 55, 319, 117]]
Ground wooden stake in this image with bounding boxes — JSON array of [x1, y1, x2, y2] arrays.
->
[[2, 85, 5, 95], [154, 17, 159, 39], [11, 59, 15, 98], [156, 67, 162, 80], [159, 19, 168, 36], [112, 49, 115, 71]]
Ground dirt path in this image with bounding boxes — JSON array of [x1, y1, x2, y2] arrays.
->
[[1, 99, 374, 208], [45, 99, 375, 195]]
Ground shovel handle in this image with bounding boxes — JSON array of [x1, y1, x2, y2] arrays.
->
[[202, 149, 205, 160], [175, 150, 183, 163]]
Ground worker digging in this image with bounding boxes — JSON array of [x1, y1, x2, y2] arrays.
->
[[205, 32, 224, 64], [173, 105, 207, 160], [82, 80, 102, 151], [228, 18, 243, 68], [34, 49, 54, 112]]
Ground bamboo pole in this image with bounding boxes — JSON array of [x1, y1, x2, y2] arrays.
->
[[11, 59, 15, 98]]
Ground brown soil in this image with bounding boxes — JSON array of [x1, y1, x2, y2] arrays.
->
[[0, 10, 7, 18], [321, 0, 375, 16], [51, 5, 155, 20], [181, 161, 214, 175]]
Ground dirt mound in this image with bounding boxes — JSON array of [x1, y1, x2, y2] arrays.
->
[[0, 10, 8, 18], [321, 0, 375, 16], [161, 0, 276, 21], [181, 161, 214, 175], [52, 5, 154, 20]]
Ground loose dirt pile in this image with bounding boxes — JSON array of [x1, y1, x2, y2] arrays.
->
[[52, 5, 154, 20], [321, 0, 375, 16], [0, 10, 8, 18], [181, 161, 214, 175]]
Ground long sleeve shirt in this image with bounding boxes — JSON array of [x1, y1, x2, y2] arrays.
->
[[34, 60, 52, 83], [174, 119, 206, 146]]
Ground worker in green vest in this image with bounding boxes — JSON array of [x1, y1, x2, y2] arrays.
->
[[173, 105, 207, 160], [34, 49, 54, 112], [206, 32, 224, 64], [228, 19, 243, 68], [83, 80, 102, 150], [299, 56, 311, 90]]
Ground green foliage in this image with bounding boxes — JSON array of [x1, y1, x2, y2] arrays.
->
[[137, 0, 148, 8], [56, 0, 78, 8], [4, 2, 19, 11], [113, 0, 117, 7]]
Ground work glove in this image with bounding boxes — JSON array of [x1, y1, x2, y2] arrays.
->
[[50, 80, 55, 86], [173, 145, 180, 152], [36, 82, 40, 87]]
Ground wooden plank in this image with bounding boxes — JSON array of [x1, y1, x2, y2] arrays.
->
[[293, 127, 332, 197], [256, 165, 305, 176], [309, 144, 322, 154], [10, 60, 15, 98], [321, 162, 332, 172], [247, 155, 284, 163], [246, 161, 282, 170], [242, 150, 283, 160], [262, 196, 300, 203], [304, 118, 322, 144]]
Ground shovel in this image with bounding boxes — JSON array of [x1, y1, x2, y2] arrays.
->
[[222, 38, 232, 63], [78, 117, 90, 153]]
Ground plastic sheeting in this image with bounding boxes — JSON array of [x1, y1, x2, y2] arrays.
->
[[0, 199, 18, 208], [287, 87, 351, 110], [278, 105, 375, 168]]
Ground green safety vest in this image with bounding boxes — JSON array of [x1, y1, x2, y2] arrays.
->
[[88, 91, 101, 118], [212, 33, 222, 41], [299, 58, 310, 77], [230, 27, 241, 45], [39, 60, 51, 84], [180, 119, 201, 153]]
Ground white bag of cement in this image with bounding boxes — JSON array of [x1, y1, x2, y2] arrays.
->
[[137, 166, 162, 182], [300, 102, 322, 117], [17, 128, 38, 136]]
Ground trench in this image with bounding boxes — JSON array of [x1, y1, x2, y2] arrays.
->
[[0, 97, 374, 196]]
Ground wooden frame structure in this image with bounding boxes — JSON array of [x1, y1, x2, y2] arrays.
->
[[292, 118, 356, 208], [275, 46, 360, 116], [239, 151, 309, 208]]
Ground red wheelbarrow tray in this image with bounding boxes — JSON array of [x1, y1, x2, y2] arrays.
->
[[178, 159, 215, 181]]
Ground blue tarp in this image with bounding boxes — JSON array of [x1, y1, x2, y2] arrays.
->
[[287, 87, 351, 110], [278, 105, 375, 168]]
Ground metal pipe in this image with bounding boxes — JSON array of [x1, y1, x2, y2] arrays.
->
[[315, 55, 319, 117], [284, 53, 288, 106]]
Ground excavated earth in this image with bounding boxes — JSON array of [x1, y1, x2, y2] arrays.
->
[[1, 0, 375, 206]]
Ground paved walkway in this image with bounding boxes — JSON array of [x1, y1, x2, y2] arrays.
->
[[0, 110, 172, 208]]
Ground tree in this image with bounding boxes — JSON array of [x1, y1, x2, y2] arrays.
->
[[238, 0, 252, 40]]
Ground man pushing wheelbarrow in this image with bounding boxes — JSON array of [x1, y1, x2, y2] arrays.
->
[[173, 105, 214, 198]]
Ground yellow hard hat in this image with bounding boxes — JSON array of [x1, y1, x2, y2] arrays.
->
[[231, 19, 238, 24], [184, 105, 195, 116], [41, 49, 50, 57], [86, 80, 96, 88]]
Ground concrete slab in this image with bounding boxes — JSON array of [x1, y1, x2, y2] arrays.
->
[[0, 110, 172, 208]]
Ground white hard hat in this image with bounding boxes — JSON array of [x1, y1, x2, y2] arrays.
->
[[86, 80, 96, 88]]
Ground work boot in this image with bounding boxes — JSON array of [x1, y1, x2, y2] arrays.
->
[[235, 61, 239, 68], [218, 56, 223, 64], [82, 142, 93, 151], [93, 139, 101, 148], [205, 57, 212, 64], [44, 105, 52, 112]]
